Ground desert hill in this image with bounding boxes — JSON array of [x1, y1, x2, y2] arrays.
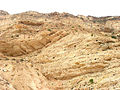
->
[[0, 10, 120, 89]]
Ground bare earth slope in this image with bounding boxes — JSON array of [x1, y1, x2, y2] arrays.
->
[[0, 11, 120, 90]]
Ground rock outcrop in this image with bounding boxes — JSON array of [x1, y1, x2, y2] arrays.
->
[[0, 11, 120, 89], [0, 10, 9, 16]]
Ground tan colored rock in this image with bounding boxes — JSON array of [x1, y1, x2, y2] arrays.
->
[[0, 11, 120, 90]]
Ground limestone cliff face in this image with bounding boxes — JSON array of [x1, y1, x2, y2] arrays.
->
[[0, 11, 120, 89]]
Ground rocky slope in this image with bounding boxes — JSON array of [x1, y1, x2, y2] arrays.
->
[[0, 11, 120, 90]]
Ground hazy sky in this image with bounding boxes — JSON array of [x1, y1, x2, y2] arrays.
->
[[0, 0, 120, 17]]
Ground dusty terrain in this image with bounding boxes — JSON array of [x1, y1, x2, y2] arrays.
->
[[0, 10, 120, 90]]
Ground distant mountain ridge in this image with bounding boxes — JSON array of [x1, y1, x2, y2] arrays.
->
[[1, 10, 120, 21]]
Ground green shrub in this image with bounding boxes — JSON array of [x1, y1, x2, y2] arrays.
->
[[48, 29, 51, 31], [89, 79, 94, 84], [112, 32, 114, 35], [111, 35, 117, 39], [91, 34, 94, 36], [20, 59, 24, 62]]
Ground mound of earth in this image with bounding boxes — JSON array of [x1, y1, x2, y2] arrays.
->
[[0, 11, 120, 90]]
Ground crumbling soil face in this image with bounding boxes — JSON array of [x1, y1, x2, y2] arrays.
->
[[0, 11, 120, 89]]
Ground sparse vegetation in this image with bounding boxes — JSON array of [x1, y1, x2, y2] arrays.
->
[[91, 34, 94, 36], [48, 29, 51, 31], [111, 35, 117, 39], [16, 35, 19, 37], [72, 26, 74, 28], [12, 58, 16, 60], [89, 79, 94, 84], [112, 32, 114, 35], [20, 59, 24, 62]]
